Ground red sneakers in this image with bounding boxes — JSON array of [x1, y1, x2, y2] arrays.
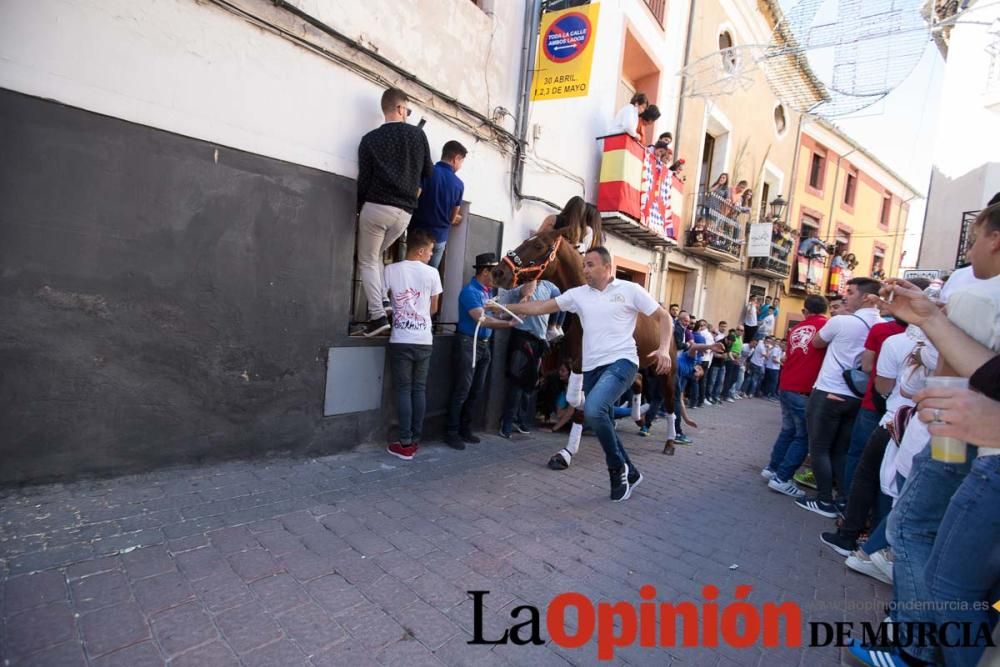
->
[[387, 442, 417, 461]]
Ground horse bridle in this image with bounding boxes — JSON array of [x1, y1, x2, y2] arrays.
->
[[501, 235, 564, 288]]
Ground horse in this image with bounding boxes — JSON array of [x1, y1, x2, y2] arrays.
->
[[491, 227, 680, 468]]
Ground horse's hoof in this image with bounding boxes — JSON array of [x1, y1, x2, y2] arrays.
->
[[548, 455, 569, 470], [663, 442, 676, 456]]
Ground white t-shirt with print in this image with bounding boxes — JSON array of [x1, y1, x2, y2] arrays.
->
[[749, 342, 768, 367], [555, 279, 660, 371], [384, 260, 443, 346], [876, 332, 917, 428], [765, 345, 782, 370], [813, 307, 883, 396]]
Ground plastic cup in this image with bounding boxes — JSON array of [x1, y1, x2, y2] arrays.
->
[[926, 376, 969, 463]]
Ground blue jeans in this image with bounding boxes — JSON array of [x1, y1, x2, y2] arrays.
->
[[582, 359, 638, 470], [429, 240, 447, 268], [769, 390, 809, 482], [674, 373, 690, 436], [707, 363, 726, 400], [926, 454, 1000, 667], [447, 334, 491, 435], [843, 407, 880, 496], [744, 363, 764, 397], [728, 363, 745, 398], [887, 446, 973, 663], [388, 343, 433, 444], [762, 368, 780, 398]]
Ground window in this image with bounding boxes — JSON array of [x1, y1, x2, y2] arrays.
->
[[718, 31, 739, 73], [844, 172, 857, 207], [879, 193, 892, 228], [773, 105, 787, 135], [871, 244, 886, 278], [808, 153, 825, 190]]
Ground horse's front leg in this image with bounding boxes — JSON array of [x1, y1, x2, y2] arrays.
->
[[549, 371, 585, 470]]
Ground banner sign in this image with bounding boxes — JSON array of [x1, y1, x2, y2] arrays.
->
[[748, 223, 773, 257], [903, 269, 940, 280], [531, 3, 600, 100]]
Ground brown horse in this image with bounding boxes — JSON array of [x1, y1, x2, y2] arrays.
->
[[492, 227, 680, 467]]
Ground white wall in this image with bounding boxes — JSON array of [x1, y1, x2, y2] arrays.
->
[[918, 2, 1000, 269], [0, 0, 521, 224], [512, 0, 692, 274]]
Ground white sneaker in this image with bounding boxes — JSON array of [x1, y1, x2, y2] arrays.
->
[[725, 397, 735, 403], [870, 548, 894, 584], [760, 467, 776, 481], [768, 477, 805, 499], [845, 550, 892, 585]]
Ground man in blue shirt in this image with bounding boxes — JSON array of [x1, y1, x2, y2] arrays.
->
[[446, 253, 513, 449], [496, 279, 561, 438], [409, 141, 467, 269]]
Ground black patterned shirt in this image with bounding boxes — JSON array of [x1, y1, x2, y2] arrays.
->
[[357, 121, 433, 213]]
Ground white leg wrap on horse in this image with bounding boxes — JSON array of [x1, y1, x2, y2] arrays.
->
[[565, 422, 583, 457], [631, 395, 642, 421], [567, 372, 584, 407], [665, 413, 677, 440]]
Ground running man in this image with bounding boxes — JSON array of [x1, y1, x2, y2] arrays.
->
[[495, 247, 673, 501]]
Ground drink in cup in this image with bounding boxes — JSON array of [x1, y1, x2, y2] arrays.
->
[[926, 376, 969, 463]]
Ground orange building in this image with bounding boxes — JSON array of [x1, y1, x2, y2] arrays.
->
[[779, 118, 921, 335]]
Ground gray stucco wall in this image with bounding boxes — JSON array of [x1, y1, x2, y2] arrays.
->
[[0, 89, 502, 485]]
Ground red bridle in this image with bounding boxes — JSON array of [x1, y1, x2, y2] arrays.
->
[[501, 236, 564, 288]]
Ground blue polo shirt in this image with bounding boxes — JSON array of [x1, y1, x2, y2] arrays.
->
[[410, 161, 464, 243], [457, 277, 493, 338], [678, 349, 697, 379]]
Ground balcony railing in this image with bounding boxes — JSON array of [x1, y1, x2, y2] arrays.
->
[[685, 190, 747, 262], [596, 133, 682, 247], [643, 0, 666, 26], [749, 240, 793, 279]]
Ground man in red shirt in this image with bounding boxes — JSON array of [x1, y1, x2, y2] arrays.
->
[[763, 295, 829, 497]]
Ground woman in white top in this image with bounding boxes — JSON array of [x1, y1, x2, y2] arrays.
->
[[610, 93, 661, 144]]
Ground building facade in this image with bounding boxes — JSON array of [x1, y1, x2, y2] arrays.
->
[[668, 0, 824, 327], [780, 118, 920, 335], [917, 0, 1000, 272], [0, 0, 693, 482]]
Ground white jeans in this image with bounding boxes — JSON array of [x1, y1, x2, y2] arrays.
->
[[358, 202, 410, 320]]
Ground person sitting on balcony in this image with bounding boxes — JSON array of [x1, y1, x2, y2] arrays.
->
[[537, 196, 603, 254], [658, 131, 673, 148], [653, 142, 671, 166], [798, 230, 827, 258]]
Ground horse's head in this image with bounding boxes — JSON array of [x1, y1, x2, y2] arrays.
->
[[492, 228, 572, 290]]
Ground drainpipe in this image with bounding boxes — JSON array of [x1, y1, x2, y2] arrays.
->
[[673, 0, 698, 146], [512, 0, 559, 209], [890, 194, 919, 276]]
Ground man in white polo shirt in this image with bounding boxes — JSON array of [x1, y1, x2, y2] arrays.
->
[[499, 247, 673, 501], [795, 277, 883, 518]]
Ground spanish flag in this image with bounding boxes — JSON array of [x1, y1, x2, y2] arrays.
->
[[597, 133, 645, 221]]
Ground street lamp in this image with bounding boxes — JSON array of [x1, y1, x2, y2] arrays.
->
[[769, 194, 787, 221]]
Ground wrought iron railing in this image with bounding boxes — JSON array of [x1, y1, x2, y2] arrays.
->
[[686, 190, 748, 258], [643, 0, 666, 25], [749, 240, 793, 277]]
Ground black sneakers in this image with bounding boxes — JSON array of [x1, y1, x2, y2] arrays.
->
[[459, 430, 481, 444], [609, 464, 632, 502], [444, 433, 466, 450], [820, 531, 857, 557], [353, 316, 390, 337], [627, 464, 643, 490], [796, 497, 839, 519]]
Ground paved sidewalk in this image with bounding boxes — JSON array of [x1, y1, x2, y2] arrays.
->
[[1, 398, 888, 666]]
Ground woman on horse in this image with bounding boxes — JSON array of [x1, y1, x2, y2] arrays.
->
[[537, 196, 604, 254]]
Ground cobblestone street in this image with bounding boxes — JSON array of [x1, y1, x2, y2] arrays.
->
[[1, 399, 889, 666]]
